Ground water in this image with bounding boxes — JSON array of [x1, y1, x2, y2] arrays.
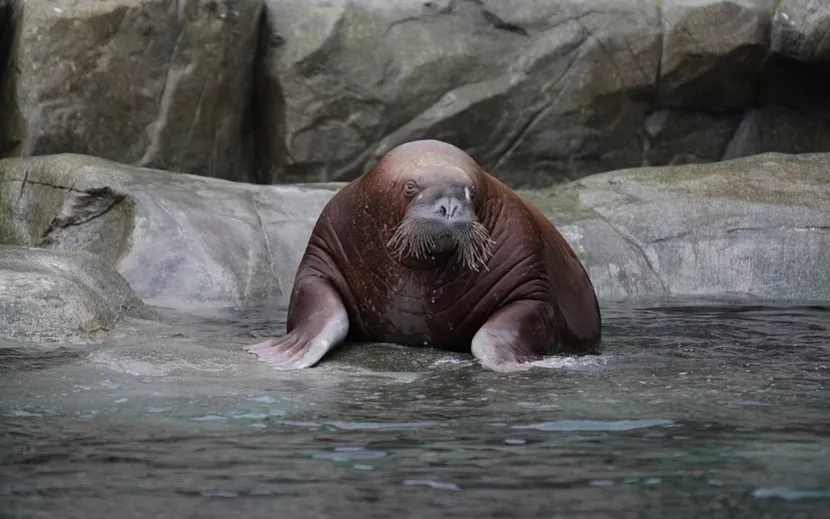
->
[[1, 298, 829, 518]]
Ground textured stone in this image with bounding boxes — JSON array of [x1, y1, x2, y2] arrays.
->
[[525, 152, 830, 300], [0, 0, 22, 158], [0, 245, 155, 343], [255, 0, 830, 187], [771, 0, 830, 62], [0, 154, 336, 307], [258, 0, 663, 186], [9, 0, 263, 181], [656, 0, 773, 111], [2, 0, 829, 187]]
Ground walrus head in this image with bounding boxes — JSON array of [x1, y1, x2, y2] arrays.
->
[[386, 161, 494, 272]]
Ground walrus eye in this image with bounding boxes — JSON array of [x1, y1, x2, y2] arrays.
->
[[404, 180, 419, 197], [465, 186, 474, 202]]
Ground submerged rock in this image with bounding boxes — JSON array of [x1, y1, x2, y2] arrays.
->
[[0, 245, 155, 344]]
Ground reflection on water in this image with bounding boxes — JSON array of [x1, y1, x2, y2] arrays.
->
[[1, 298, 829, 518]]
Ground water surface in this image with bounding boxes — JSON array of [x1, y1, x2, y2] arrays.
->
[[1, 298, 829, 518]]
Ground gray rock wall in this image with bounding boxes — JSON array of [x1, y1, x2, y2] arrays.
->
[[0, 0, 828, 187], [1, 0, 263, 182]]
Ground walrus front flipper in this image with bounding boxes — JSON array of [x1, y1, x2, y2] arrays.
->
[[470, 300, 554, 372], [244, 278, 349, 370]]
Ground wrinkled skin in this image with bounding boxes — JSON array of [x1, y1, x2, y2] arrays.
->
[[246, 140, 601, 372]]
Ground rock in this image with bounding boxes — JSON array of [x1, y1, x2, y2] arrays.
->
[[0, 0, 23, 157], [3, 151, 828, 305], [722, 105, 830, 159], [0, 245, 155, 344], [656, 0, 771, 112], [521, 152, 830, 300], [260, 0, 662, 186], [6, 0, 264, 182], [257, 0, 830, 186], [0, 153, 336, 307], [771, 0, 830, 62], [755, 1, 830, 154], [642, 0, 772, 166]]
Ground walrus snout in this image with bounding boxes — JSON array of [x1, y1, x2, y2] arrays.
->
[[387, 182, 493, 270], [413, 184, 476, 224]]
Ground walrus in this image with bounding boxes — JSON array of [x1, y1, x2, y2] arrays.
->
[[245, 140, 601, 371]]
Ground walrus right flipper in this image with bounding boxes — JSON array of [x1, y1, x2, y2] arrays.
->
[[244, 277, 349, 370], [470, 300, 554, 372]]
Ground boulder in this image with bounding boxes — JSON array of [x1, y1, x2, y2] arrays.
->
[[0, 245, 155, 344], [259, 0, 662, 185], [4, 0, 264, 182], [522, 152, 830, 300], [2, 150, 828, 305], [746, 1, 830, 159], [0, 153, 336, 307], [722, 105, 830, 160]]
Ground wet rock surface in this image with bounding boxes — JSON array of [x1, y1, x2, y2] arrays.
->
[[0, 246, 155, 344], [1, 0, 828, 186]]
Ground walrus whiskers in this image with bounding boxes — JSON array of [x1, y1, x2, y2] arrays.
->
[[387, 219, 433, 260], [387, 218, 494, 271], [453, 221, 495, 271]]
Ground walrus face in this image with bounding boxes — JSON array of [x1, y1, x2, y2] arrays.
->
[[387, 169, 494, 271]]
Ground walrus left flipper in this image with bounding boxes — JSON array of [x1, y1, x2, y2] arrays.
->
[[470, 300, 553, 372], [244, 278, 349, 370]]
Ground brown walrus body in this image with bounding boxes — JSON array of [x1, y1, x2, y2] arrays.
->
[[246, 140, 601, 371]]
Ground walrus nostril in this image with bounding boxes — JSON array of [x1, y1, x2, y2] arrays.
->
[[437, 198, 461, 219]]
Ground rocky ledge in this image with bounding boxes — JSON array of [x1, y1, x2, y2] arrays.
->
[[1, 151, 828, 343]]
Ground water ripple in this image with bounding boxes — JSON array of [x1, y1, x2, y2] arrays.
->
[[512, 419, 675, 432]]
